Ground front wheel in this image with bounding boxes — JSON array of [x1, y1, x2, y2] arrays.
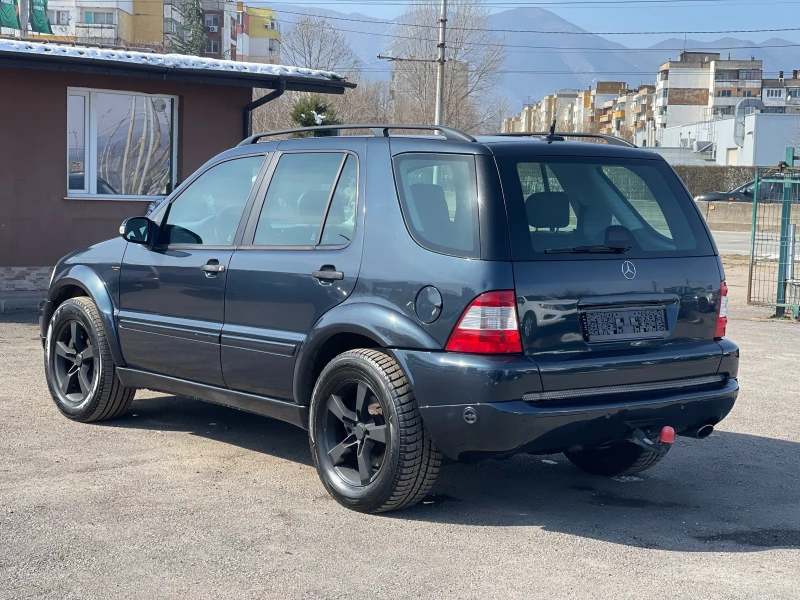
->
[[564, 440, 668, 477], [44, 296, 135, 422], [309, 349, 441, 513]]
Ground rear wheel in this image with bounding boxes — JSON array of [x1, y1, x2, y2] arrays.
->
[[309, 349, 441, 513], [564, 440, 668, 477], [44, 296, 135, 422]]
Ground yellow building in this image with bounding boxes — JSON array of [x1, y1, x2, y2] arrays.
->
[[245, 6, 280, 63]]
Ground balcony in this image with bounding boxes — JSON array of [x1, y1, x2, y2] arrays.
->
[[613, 110, 625, 120], [75, 23, 119, 44]]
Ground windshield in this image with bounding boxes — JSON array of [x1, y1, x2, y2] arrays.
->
[[495, 156, 714, 260]]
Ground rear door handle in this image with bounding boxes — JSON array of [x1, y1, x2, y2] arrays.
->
[[312, 267, 344, 281]]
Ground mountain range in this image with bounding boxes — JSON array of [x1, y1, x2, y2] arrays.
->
[[270, 4, 800, 110]]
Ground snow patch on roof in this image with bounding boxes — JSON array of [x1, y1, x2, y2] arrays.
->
[[0, 39, 345, 82]]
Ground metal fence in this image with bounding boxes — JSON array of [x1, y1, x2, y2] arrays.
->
[[748, 159, 800, 317]]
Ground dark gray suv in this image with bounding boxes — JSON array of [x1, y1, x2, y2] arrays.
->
[[41, 125, 739, 513]]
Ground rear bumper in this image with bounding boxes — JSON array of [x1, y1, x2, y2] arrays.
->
[[392, 348, 739, 462]]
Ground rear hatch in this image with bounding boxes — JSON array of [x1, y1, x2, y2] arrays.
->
[[495, 153, 725, 393]]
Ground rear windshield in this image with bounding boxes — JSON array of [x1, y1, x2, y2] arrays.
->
[[496, 156, 714, 260]]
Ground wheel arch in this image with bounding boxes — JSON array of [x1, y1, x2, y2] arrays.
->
[[293, 302, 441, 406], [46, 265, 126, 367]]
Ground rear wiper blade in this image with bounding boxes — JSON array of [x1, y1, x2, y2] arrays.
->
[[544, 244, 632, 255]]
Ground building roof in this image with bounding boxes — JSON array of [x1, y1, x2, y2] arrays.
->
[[0, 39, 356, 94]]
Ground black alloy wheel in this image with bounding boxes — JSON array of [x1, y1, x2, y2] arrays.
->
[[321, 380, 388, 486], [53, 319, 97, 403], [44, 296, 136, 422]]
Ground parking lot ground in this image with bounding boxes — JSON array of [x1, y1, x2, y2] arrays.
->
[[1, 259, 799, 600]]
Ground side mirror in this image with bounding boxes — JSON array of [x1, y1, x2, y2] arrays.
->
[[120, 217, 154, 246]]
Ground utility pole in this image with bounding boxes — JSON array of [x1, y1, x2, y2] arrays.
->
[[20, 0, 29, 37], [434, 0, 447, 126]]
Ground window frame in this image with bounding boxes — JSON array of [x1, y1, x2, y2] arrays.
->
[[66, 87, 179, 201], [241, 149, 361, 251], [154, 152, 270, 250], [391, 151, 481, 260]]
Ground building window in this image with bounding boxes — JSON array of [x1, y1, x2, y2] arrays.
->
[[716, 71, 737, 81], [204, 39, 220, 54], [205, 13, 219, 28], [47, 10, 69, 25], [269, 38, 279, 52], [84, 11, 114, 24], [767, 88, 783, 98], [788, 88, 800, 98], [739, 69, 762, 80], [67, 89, 177, 198], [742, 90, 753, 98], [716, 90, 732, 98]]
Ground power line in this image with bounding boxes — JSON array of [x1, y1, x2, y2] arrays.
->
[[279, 16, 800, 54], [270, 5, 800, 36]]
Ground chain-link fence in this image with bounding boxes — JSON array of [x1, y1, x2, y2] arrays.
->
[[747, 165, 800, 316]]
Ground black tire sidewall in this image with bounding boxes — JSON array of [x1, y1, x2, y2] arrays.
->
[[44, 299, 104, 419], [309, 354, 402, 510]]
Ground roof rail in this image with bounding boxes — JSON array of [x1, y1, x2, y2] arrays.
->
[[495, 131, 636, 148], [238, 124, 477, 146]]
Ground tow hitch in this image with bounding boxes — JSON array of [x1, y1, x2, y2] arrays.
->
[[628, 426, 675, 455]]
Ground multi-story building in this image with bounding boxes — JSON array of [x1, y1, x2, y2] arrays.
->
[[21, 0, 168, 47], [245, 6, 280, 63], [651, 51, 762, 143], [572, 88, 593, 132], [761, 70, 800, 114], [631, 84, 655, 146], [2, 0, 279, 59], [201, 0, 238, 59], [590, 82, 628, 133]]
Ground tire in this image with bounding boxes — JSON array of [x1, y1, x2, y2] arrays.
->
[[309, 349, 441, 513], [564, 440, 668, 477], [44, 296, 136, 422]]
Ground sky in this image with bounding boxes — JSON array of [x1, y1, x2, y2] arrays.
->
[[272, 0, 800, 45]]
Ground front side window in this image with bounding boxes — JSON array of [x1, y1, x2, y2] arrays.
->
[[496, 156, 714, 260], [162, 156, 265, 246], [392, 153, 479, 258], [253, 152, 357, 247], [67, 89, 177, 197]]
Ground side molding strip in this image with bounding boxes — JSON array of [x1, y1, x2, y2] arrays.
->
[[116, 368, 309, 430]]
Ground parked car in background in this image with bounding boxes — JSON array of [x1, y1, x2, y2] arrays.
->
[[41, 125, 739, 513], [694, 178, 800, 203]]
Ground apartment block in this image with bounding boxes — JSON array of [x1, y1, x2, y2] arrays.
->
[[2, 0, 279, 60], [245, 6, 281, 63], [761, 70, 800, 114]]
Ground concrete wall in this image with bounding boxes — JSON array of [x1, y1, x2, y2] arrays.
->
[[696, 200, 800, 232], [0, 67, 252, 268]]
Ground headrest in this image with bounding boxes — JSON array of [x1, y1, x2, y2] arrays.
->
[[410, 184, 451, 231], [525, 192, 571, 229], [298, 189, 343, 224]]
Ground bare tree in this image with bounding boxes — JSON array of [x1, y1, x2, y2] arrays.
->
[[331, 79, 392, 124], [281, 14, 361, 76], [388, 0, 507, 133]]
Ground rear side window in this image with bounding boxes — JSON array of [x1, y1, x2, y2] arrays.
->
[[393, 153, 480, 258], [253, 152, 356, 247], [496, 156, 713, 260]]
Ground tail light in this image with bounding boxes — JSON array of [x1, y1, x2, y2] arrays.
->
[[445, 291, 522, 354], [715, 280, 728, 339]]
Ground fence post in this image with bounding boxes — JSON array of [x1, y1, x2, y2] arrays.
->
[[776, 147, 796, 317], [747, 168, 760, 304]]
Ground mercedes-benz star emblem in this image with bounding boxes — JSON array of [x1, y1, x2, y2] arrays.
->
[[622, 261, 636, 280]]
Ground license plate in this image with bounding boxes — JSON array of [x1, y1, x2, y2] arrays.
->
[[582, 308, 668, 342]]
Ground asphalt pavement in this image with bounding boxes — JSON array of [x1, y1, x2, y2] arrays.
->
[[1, 281, 799, 599], [711, 230, 751, 256]]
